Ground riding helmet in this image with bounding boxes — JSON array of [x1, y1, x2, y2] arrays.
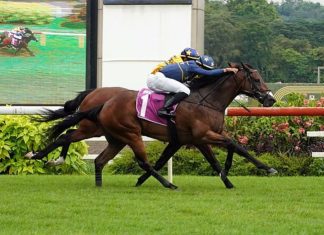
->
[[196, 55, 215, 70], [180, 47, 200, 60]]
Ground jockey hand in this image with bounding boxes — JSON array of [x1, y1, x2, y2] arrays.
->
[[224, 68, 238, 74]]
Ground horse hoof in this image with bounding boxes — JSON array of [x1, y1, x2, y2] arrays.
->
[[46, 160, 55, 166], [225, 181, 234, 189], [268, 168, 278, 175], [24, 151, 34, 159], [169, 183, 178, 190]]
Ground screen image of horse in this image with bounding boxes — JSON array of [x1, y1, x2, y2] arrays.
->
[[0, 0, 86, 105]]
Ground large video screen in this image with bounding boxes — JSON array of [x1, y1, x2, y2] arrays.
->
[[0, 0, 87, 105]]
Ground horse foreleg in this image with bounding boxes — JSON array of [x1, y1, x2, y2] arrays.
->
[[130, 139, 177, 189], [203, 131, 278, 175], [223, 147, 234, 176], [195, 144, 234, 189], [24, 46, 34, 56], [94, 138, 125, 187], [14, 46, 22, 55], [135, 142, 181, 187], [229, 141, 278, 174]]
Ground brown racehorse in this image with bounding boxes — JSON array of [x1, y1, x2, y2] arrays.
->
[[0, 28, 38, 56], [28, 87, 236, 188], [27, 63, 277, 189]]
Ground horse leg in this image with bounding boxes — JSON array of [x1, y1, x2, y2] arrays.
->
[[26, 133, 69, 161], [130, 139, 177, 189], [24, 45, 34, 56], [223, 147, 234, 176], [135, 142, 181, 187], [195, 144, 234, 189], [26, 128, 89, 164], [202, 131, 278, 175], [94, 138, 125, 187], [46, 129, 75, 166], [14, 46, 22, 55], [228, 141, 277, 174], [217, 147, 234, 183]]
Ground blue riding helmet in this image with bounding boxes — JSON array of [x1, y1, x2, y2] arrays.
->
[[180, 47, 200, 60], [196, 55, 215, 70]]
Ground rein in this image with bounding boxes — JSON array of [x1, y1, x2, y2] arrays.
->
[[185, 70, 247, 112]]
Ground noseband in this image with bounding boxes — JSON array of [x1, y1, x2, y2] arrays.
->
[[238, 69, 271, 101], [186, 66, 271, 111]]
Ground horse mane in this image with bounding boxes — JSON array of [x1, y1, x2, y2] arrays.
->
[[189, 72, 233, 91]]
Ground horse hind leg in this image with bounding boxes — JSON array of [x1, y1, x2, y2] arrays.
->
[[94, 138, 125, 187], [25, 133, 70, 161], [46, 129, 75, 166], [25, 129, 82, 165], [25, 128, 77, 163]]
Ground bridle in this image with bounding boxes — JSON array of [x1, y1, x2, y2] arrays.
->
[[185, 64, 271, 110], [239, 68, 272, 103]]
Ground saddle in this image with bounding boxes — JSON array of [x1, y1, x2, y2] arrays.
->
[[136, 88, 178, 126], [136, 88, 179, 144]]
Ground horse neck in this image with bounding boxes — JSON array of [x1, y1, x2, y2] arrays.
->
[[24, 37, 31, 43], [191, 75, 240, 112]]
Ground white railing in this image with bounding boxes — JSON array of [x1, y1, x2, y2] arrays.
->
[[1, 106, 323, 182]]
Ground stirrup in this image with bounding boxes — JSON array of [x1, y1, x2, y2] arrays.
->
[[158, 109, 175, 118]]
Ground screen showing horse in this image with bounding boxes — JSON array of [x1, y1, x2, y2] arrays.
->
[[0, 0, 87, 105]]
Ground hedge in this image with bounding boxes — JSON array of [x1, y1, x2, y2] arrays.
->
[[0, 115, 89, 175], [106, 141, 324, 176]]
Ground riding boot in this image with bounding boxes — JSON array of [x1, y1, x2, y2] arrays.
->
[[158, 92, 188, 118]]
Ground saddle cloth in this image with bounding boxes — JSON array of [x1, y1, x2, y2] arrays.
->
[[136, 88, 177, 126]]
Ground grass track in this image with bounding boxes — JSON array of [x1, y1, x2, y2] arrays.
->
[[1, 175, 323, 235]]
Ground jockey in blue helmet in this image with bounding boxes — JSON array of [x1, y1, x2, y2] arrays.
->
[[180, 47, 200, 60], [155, 54, 238, 118]]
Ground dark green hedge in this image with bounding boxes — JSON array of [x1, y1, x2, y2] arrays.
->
[[106, 141, 324, 176], [0, 115, 89, 175]]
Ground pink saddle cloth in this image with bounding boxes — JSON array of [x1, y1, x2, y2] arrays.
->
[[136, 88, 177, 126]]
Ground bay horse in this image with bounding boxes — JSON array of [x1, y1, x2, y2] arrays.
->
[[28, 87, 236, 188], [27, 63, 277, 189], [0, 28, 38, 56]]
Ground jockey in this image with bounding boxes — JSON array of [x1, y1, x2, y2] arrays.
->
[[150, 47, 200, 75], [11, 26, 24, 38], [155, 55, 239, 117]]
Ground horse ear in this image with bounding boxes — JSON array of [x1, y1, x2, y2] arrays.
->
[[228, 62, 239, 68], [241, 62, 248, 70]]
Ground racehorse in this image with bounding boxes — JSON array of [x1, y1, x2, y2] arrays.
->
[[0, 27, 38, 56], [27, 87, 236, 188], [27, 63, 277, 189]]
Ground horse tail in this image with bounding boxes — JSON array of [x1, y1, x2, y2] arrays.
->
[[31, 89, 95, 123], [32, 108, 70, 122], [64, 89, 94, 113], [48, 104, 104, 141]]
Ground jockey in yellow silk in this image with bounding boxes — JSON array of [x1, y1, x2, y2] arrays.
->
[[151, 47, 200, 74]]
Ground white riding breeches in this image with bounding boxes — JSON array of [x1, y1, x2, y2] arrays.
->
[[147, 72, 190, 95]]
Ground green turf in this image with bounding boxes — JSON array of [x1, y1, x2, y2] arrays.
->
[[0, 175, 323, 235]]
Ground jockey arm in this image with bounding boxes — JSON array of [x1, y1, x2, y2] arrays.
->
[[189, 62, 238, 77], [189, 62, 225, 77]]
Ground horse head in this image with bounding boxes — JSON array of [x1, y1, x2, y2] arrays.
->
[[22, 28, 38, 42], [229, 62, 276, 107]]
